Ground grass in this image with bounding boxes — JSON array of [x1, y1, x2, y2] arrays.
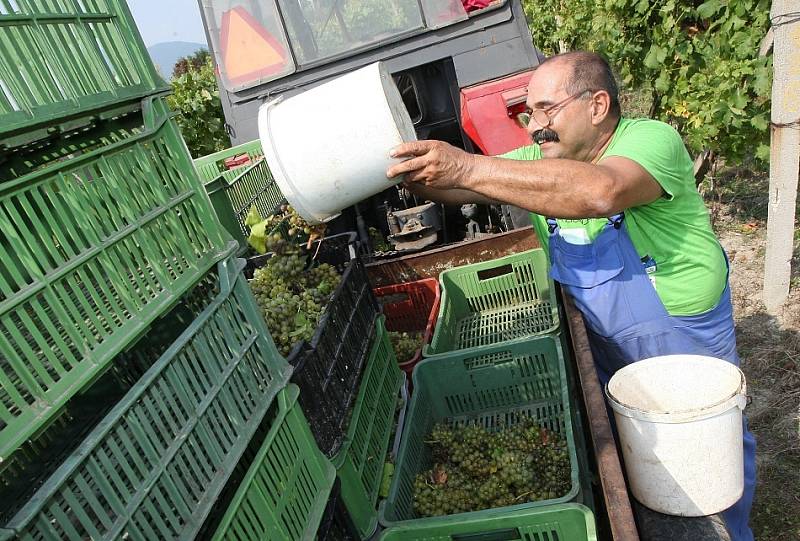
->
[[705, 165, 800, 541]]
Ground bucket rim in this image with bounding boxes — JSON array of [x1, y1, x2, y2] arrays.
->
[[605, 355, 747, 424]]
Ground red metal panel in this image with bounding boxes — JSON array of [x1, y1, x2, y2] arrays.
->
[[460, 70, 533, 155]]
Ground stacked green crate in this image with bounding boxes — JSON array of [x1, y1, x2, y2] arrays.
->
[[380, 335, 585, 528], [559, 330, 599, 513], [0, 0, 168, 146], [1, 256, 292, 539], [424, 249, 560, 357], [203, 156, 286, 250], [0, 97, 232, 466], [0, 2, 303, 537], [332, 316, 405, 539], [408, 250, 596, 528], [209, 385, 336, 541]]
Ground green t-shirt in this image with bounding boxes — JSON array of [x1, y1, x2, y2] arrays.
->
[[501, 117, 726, 316]]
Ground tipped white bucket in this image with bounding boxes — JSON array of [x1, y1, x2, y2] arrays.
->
[[258, 62, 416, 224], [606, 355, 747, 516]]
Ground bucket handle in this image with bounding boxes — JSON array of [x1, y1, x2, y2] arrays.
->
[[736, 393, 748, 411]]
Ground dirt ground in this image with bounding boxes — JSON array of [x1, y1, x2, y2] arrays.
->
[[702, 166, 800, 540]]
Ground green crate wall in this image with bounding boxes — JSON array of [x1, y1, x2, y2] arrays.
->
[[2, 256, 292, 540], [0, 0, 168, 144], [425, 249, 560, 356], [210, 385, 336, 541], [0, 257, 231, 525], [379, 503, 597, 540], [380, 335, 582, 528], [333, 316, 404, 540], [0, 98, 230, 463], [205, 158, 285, 249]]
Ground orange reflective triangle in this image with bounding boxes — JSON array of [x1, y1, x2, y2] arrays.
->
[[220, 6, 287, 84]]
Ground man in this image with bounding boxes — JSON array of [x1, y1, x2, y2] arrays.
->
[[386, 51, 755, 541]]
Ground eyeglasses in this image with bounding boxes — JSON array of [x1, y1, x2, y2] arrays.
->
[[517, 89, 593, 128]]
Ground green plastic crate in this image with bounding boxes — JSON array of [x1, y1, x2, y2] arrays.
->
[[205, 158, 285, 248], [0, 98, 230, 463], [424, 249, 560, 356], [380, 335, 581, 528], [0, 262, 231, 525], [210, 384, 336, 541], [2, 255, 292, 540], [333, 316, 404, 539], [194, 140, 264, 183], [0, 0, 168, 144], [379, 503, 597, 540]]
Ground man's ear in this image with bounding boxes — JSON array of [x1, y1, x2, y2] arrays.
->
[[590, 91, 612, 126]]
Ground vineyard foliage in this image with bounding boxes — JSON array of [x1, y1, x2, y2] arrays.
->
[[167, 54, 229, 158], [524, 0, 773, 164]]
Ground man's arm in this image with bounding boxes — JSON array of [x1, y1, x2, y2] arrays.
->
[[403, 182, 498, 206], [387, 141, 663, 219]]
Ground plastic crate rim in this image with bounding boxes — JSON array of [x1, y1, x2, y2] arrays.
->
[[377, 503, 598, 540]]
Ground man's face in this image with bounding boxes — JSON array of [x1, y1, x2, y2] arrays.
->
[[524, 62, 593, 160]]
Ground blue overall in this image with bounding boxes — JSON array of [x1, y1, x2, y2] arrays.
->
[[546, 214, 756, 541]]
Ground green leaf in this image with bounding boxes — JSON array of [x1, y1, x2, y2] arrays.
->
[[244, 205, 263, 227], [755, 143, 770, 162], [750, 115, 769, 131], [247, 219, 270, 254], [644, 45, 666, 69], [654, 71, 671, 93], [294, 311, 309, 327], [697, 0, 720, 19], [753, 68, 772, 97]]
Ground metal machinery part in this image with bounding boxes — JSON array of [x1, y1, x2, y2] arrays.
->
[[461, 203, 491, 240], [387, 202, 442, 252]]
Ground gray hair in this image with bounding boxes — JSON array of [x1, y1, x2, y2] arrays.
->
[[540, 51, 621, 118]]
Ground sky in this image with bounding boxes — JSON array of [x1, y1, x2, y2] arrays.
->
[[127, 0, 208, 47]]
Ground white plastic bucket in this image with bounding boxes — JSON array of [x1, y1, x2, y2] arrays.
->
[[606, 355, 747, 516], [258, 62, 416, 224]]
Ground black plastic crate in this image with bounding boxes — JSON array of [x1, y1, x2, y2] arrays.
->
[[316, 478, 359, 541], [295, 255, 380, 457]]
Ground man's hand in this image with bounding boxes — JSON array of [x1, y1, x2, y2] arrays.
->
[[386, 140, 477, 189]]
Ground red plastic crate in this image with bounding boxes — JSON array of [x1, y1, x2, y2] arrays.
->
[[374, 278, 441, 376], [224, 153, 252, 169]]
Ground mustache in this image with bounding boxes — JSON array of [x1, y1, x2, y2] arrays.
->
[[532, 128, 559, 145]]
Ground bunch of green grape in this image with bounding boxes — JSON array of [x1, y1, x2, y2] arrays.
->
[[388, 331, 423, 363], [369, 226, 392, 253], [249, 245, 342, 356], [247, 204, 330, 255], [412, 416, 571, 517]]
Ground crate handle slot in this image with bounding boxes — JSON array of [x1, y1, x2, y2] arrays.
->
[[451, 527, 523, 541], [476, 264, 513, 281], [379, 292, 411, 305]]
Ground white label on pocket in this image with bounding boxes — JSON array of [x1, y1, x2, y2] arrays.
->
[[559, 227, 591, 245]]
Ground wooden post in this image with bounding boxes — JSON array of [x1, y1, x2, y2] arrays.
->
[[764, 0, 800, 312]]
